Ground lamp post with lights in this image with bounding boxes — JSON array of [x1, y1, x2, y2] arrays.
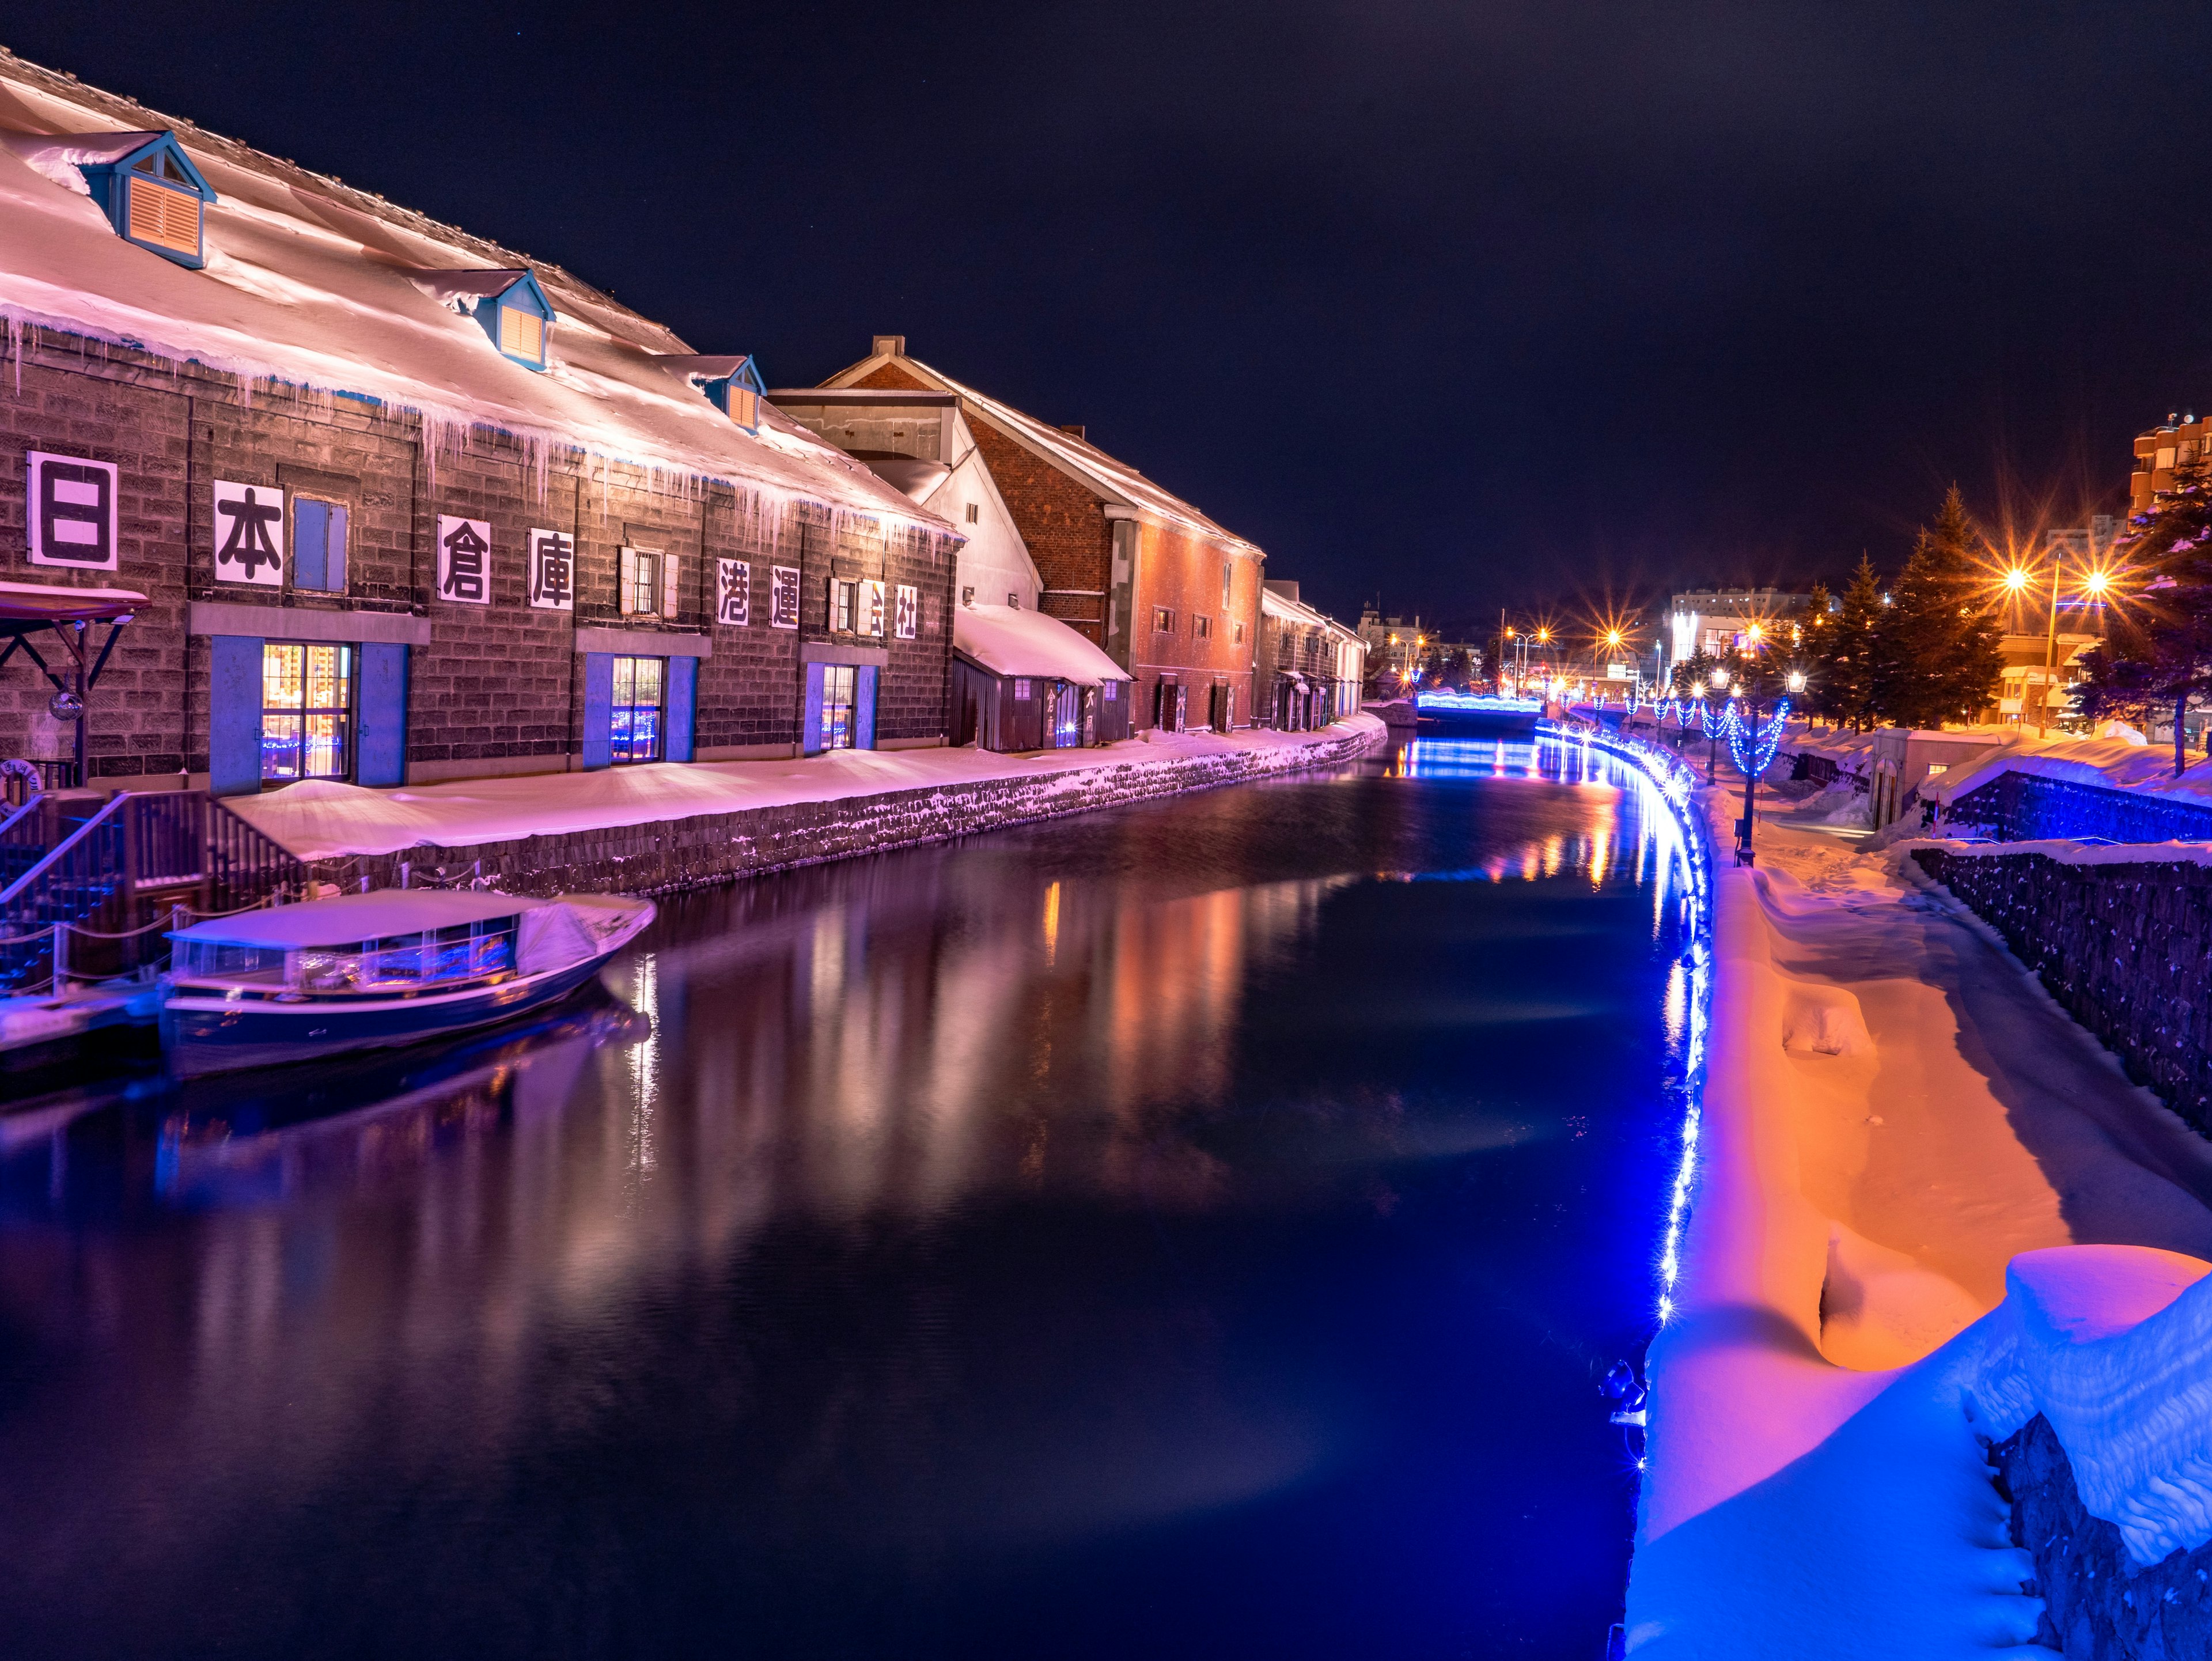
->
[[2001, 548, 2115, 737]]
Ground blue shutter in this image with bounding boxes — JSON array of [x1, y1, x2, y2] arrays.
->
[[294, 500, 327, 592], [802, 663, 825, 755], [667, 656, 696, 762], [582, 652, 613, 770], [327, 505, 349, 593], [855, 665, 878, 750], [357, 643, 408, 787], [208, 635, 264, 798]]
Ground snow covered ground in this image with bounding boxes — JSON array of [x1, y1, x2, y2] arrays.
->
[[1626, 763, 2212, 1656], [226, 716, 1387, 861]]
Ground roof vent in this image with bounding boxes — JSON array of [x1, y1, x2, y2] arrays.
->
[[872, 335, 906, 357], [1059, 424, 1086, 441]]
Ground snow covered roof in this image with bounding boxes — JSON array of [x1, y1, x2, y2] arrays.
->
[[953, 603, 1132, 685], [821, 348, 1258, 554], [0, 50, 945, 530], [1260, 583, 1365, 648]]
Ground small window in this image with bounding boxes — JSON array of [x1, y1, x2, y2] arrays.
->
[[1192, 615, 1211, 640], [1233, 620, 1245, 645], [1007, 592, 1019, 608], [831, 578, 857, 632], [1013, 678, 1033, 700], [1222, 563, 1232, 607], [1101, 681, 1120, 702], [611, 656, 665, 763], [1153, 606, 1173, 632], [961, 585, 976, 606], [262, 643, 353, 783], [965, 503, 980, 524], [500, 306, 545, 365], [620, 547, 675, 618], [727, 387, 759, 429], [291, 498, 349, 594]]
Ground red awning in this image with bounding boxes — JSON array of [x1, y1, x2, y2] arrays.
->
[[0, 582, 146, 625]]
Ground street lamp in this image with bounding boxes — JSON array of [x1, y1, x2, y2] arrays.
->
[[1704, 666, 1729, 782], [2002, 544, 2119, 737]]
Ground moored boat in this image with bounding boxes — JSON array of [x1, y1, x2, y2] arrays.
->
[[159, 888, 656, 1077]]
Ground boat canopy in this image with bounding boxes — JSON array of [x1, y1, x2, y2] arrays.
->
[[0, 581, 147, 629], [172, 888, 543, 949]]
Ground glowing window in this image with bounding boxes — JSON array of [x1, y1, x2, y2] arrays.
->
[[499, 306, 545, 365], [126, 175, 200, 256]]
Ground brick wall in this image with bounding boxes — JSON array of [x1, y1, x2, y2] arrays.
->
[[1128, 521, 1261, 728], [1, 322, 953, 782]]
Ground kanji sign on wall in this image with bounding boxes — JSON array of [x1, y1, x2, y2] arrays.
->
[[769, 565, 801, 630], [528, 528, 574, 611], [895, 583, 919, 640], [863, 579, 887, 637], [213, 479, 285, 585], [28, 452, 119, 570], [717, 559, 749, 626], [437, 516, 492, 604]]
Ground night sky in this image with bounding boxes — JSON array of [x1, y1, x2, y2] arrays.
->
[[14, 5, 2212, 636]]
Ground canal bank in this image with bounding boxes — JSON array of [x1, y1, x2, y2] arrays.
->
[[1624, 752, 2212, 1657], [223, 715, 1387, 895]]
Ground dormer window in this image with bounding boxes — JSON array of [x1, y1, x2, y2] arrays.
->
[[407, 269, 555, 371], [650, 355, 767, 433], [63, 131, 215, 269]]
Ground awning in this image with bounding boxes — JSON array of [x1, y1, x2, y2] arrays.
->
[[1279, 671, 1309, 689], [0, 582, 146, 628], [172, 887, 543, 949]]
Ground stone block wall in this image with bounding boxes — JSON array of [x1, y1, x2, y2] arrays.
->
[[1994, 1413, 2212, 1658], [1912, 847, 2212, 1133], [1945, 770, 2212, 845]]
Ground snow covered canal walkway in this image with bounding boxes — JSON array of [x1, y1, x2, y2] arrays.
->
[[1626, 770, 2212, 1658], [221, 716, 1388, 887]]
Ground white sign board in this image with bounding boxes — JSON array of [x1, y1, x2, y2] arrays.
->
[[28, 452, 119, 570], [213, 479, 285, 586], [528, 528, 574, 611], [895, 583, 918, 640], [769, 565, 801, 630], [437, 515, 492, 604], [717, 559, 750, 626]]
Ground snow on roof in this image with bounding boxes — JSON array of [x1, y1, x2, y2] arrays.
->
[[1922, 730, 2212, 807], [826, 351, 1257, 554], [172, 886, 543, 947], [1260, 583, 1365, 648], [953, 602, 1131, 684], [0, 51, 943, 531]]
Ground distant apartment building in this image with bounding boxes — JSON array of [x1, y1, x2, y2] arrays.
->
[[1666, 589, 1816, 677], [808, 339, 1264, 734], [2132, 413, 2210, 517], [1356, 608, 1426, 690]]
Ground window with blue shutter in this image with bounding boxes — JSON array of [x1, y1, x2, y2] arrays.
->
[[855, 665, 878, 750], [802, 663, 825, 755], [357, 643, 408, 787], [207, 634, 264, 798], [291, 498, 349, 593], [667, 657, 696, 762], [582, 653, 614, 770]]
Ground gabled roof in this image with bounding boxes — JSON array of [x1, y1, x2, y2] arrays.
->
[[0, 50, 942, 531], [819, 346, 1258, 555], [1260, 584, 1365, 648], [953, 603, 1132, 685]]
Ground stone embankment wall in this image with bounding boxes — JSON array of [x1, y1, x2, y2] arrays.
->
[[1911, 847, 2212, 1135], [1945, 770, 2212, 845], [1995, 1414, 2212, 1658], [316, 724, 1387, 898]]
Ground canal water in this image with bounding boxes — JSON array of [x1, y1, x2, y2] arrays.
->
[[0, 736, 1699, 1660]]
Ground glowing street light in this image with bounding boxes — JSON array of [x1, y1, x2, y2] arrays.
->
[[1787, 669, 1808, 693], [1996, 543, 2123, 736]]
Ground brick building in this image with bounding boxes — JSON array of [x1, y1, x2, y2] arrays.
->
[[2132, 412, 2210, 517], [810, 338, 1265, 731], [0, 51, 957, 798], [1257, 582, 1365, 729]]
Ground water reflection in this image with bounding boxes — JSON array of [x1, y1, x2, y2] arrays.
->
[[0, 739, 1698, 1661]]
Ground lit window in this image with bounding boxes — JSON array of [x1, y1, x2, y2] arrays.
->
[[499, 307, 544, 364], [1013, 678, 1033, 700], [1233, 621, 1245, 645], [1153, 606, 1173, 631], [727, 387, 759, 429], [262, 643, 352, 783], [291, 497, 349, 593], [1192, 615, 1211, 640], [819, 665, 858, 750], [610, 657, 664, 763]]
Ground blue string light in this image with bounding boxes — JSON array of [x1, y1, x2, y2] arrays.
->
[[1725, 698, 1790, 778]]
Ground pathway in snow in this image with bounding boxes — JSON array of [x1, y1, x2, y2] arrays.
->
[[1625, 763, 2212, 1658]]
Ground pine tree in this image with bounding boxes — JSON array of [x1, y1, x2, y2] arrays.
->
[[2073, 456, 2212, 775], [1795, 581, 1836, 724], [1828, 555, 1884, 730], [1873, 489, 2004, 729]]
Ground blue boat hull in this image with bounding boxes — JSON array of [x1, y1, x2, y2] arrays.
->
[[160, 958, 611, 1078]]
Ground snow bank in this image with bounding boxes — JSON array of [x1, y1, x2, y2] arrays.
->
[[1923, 732, 2212, 807], [226, 717, 1387, 861], [951, 603, 1130, 684]]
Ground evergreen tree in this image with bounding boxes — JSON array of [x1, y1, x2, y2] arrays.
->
[[1872, 488, 2004, 729], [1827, 555, 1885, 731], [1670, 647, 1718, 699], [1795, 581, 1837, 724], [2073, 456, 2212, 775]]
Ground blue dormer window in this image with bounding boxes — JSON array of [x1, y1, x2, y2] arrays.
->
[[482, 272, 554, 370], [652, 355, 767, 432], [70, 131, 215, 269]]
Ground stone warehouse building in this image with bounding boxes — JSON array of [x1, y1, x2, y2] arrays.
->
[[797, 338, 1267, 733], [0, 51, 959, 798], [1256, 582, 1365, 730]]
